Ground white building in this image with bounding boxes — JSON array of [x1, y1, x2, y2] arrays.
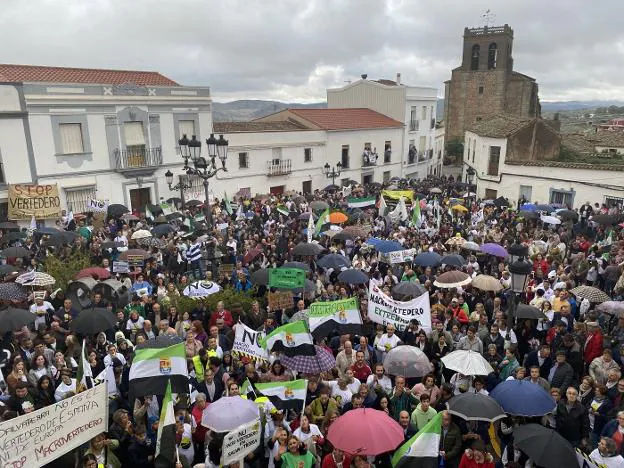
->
[[0, 64, 213, 219], [327, 75, 439, 179]]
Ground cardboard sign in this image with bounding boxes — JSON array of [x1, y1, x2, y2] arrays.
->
[[87, 199, 109, 213], [268, 268, 305, 289], [221, 419, 262, 466], [8, 184, 61, 220], [127, 255, 144, 267], [112, 261, 129, 273], [218, 263, 235, 277], [233, 323, 268, 361], [268, 291, 294, 310]]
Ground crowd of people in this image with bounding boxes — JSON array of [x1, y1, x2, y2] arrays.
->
[[1, 175, 624, 468]]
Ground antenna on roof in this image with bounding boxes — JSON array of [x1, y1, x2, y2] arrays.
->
[[481, 9, 496, 27]]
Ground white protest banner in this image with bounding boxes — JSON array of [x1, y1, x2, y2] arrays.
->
[[87, 198, 109, 213], [112, 261, 129, 273], [233, 323, 268, 361], [0, 383, 108, 467], [221, 419, 262, 466], [367, 281, 431, 332], [383, 248, 417, 264]]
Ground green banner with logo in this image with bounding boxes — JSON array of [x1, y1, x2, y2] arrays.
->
[[268, 268, 306, 289]]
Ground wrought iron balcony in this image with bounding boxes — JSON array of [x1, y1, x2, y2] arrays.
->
[[267, 159, 292, 176], [114, 146, 163, 174]]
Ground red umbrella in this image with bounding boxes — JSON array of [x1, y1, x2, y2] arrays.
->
[[327, 408, 404, 455], [76, 267, 111, 280], [243, 247, 263, 265]]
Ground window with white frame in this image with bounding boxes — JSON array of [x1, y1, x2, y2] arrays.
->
[[549, 189, 574, 207], [124, 122, 146, 149], [59, 123, 84, 154], [178, 120, 196, 139], [304, 148, 312, 162], [64, 186, 97, 214]]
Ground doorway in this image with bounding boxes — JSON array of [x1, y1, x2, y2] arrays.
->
[[130, 188, 151, 212], [270, 185, 284, 196], [484, 188, 497, 200], [302, 180, 312, 195], [362, 174, 373, 185]]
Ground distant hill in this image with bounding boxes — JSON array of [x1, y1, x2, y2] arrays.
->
[[541, 100, 624, 112], [212, 100, 326, 122]]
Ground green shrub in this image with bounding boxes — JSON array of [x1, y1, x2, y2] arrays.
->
[[174, 287, 263, 316], [43, 251, 91, 291]]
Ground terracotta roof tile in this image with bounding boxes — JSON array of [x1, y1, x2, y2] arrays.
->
[[466, 114, 532, 138], [287, 108, 403, 130], [213, 121, 308, 133], [0, 64, 178, 86], [506, 159, 624, 172]]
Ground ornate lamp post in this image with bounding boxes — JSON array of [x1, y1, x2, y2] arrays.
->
[[507, 245, 532, 331], [323, 161, 342, 186]]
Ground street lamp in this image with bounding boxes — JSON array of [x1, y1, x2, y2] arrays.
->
[[507, 250, 533, 331], [323, 161, 342, 186], [508, 244, 528, 264], [165, 133, 229, 231], [465, 166, 476, 208]]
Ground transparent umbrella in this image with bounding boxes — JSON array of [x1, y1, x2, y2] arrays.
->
[[201, 396, 259, 432], [383, 345, 432, 378]]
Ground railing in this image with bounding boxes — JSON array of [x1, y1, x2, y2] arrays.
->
[[114, 147, 162, 170], [362, 159, 377, 167], [267, 159, 292, 176]]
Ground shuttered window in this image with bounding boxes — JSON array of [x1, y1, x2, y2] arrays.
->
[[124, 122, 145, 146], [59, 123, 84, 154], [65, 186, 96, 214], [178, 120, 196, 139]]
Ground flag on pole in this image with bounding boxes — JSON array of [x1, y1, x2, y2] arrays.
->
[[29, 216, 37, 232], [260, 321, 315, 357], [145, 206, 154, 220], [129, 342, 188, 398], [160, 202, 174, 216], [276, 204, 290, 216], [155, 381, 177, 468], [254, 379, 308, 411], [306, 210, 314, 243], [76, 338, 93, 392], [315, 208, 330, 235], [379, 195, 388, 217], [347, 196, 376, 208], [391, 412, 442, 467], [411, 198, 421, 228], [236, 203, 243, 220], [224, 191, 233, 215]]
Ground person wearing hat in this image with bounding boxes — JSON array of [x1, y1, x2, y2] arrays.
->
[[548, 349, 575, 392]]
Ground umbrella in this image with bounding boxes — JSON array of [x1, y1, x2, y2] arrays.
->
[[243, 247, 263, 264], [0, 246, 31, 258], [433, 271, 472, 288], [310, 201, 329, 211], [337, 269, 369, 285], [284, 279, 316, 295], [569, 285, 610, 303], [392, 282, 426, 297], [342, 226, 368, 238], [250, 268, 270, 286], [152, 215, 168, 225], [535, 204, 555, 212], [540, 215, 561, 225], [165, 212, 184, 221], [349, 209, 365, 221], [556, 209, 578, 221], [283, 261, 311, 272], [0, 282, 28, 301], [131, 229, 152, 240], [413, 251, 442, 267], [121, 213, 140, 222], [471, 274, 503, 292], [76, 267, 112, 280], [445, 236, 465, 247], [367, 238, 402, 253], [185, 199, 203, 208], [520, 203, 536, 212], [298, 212, 316, 221], [596, 301, 624, 318], [292, 242, 324, 256], [490, 380, 556, 416], [101, 241, 124, 251], [441, 350, 494, 376], [515, 303, 547, 320], [323, 184, 340, 192], [201, 396, 259, 432], [280, 345, 336, 374], [34, 227, 61, 236], [519, 210, 540, 220], [329, 212, 348, 224], [166, 197, 182, 207], [151, 224, 175, 237], [107, 204, 130, 217], [0, 307, 34, 332], [137, 237, 167, 249], [327, 408, 404, 456], [447, 393, 506, 422], [383, 346, 432, 377], [0, 222, 19, 230], [429, 187, 442, 194], [317, 254, 351, 270], [119, 249, 149, 261], [493, 196, 509, 208], [332, 231, 355, 242], [451, 204, 468, 213], [480, 243, 508, 258], [441, 254, 466, 267], [70, 308, 116, 335], [0, 231, 26, 244], [0, 265, 22, 276], [592, 214, 624, 226], [15, 271, 55, 287], [183, 281, 221, 298], [513, 424, 578, 468], [461, 241, 481, 252]]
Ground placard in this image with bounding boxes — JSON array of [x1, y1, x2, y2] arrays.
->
[[87, 199, 109, 213], [233, 323, 268, 361], [127, 255, 144, 267], [382, 248, 417, 264], [367, 281, 431, 332], [112, 261, 129, 273], [268, 291, 294, 310], [268, 268, 306, 289], [8, 184, 61, 220], [218, 263, 235, 277], [0, 384, 108, 467], [221, 419, 261, 466]]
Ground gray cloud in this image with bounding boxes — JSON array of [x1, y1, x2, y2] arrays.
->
[[0, 0, 622, 102]]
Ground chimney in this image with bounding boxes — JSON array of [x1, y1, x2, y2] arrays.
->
[[396, 73, 401, 85], [361, 74, 367, 80]]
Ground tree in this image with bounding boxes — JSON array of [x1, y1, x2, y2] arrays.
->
[[446, 138, 464, 157], [43, 251, 91, 291]]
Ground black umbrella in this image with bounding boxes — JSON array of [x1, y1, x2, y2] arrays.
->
[[0, 246, 31, 258], [283, 261, 311, 272], [556, 209, 578, 221], [281, 279, 315, 294], [0, 283, 27, 301], [337, 269, 368, 285], [34, 227, 61, 235], [142, 203, 163, 216], [0, 264, 22, 275], [165, 212, 184, 221], [292, 242, 324, 256], [250, 268, 270, 286], [185, 200, 203, 208], [0, 231, 26, 244], [392, 282, 426, 297], [0, 307, 34, 332], [152, 215, 168, 224], [413, 251, 442, 267], [107, 203, 130, 217], [447, 393, 506, 422], [151, 224, 175, 237], [0, 222, 19, 230], [440, 254, 466, 267], [298, 212, 317, 221], [493, 196, 509, 208], [349, 209, 365, 221], [323, 184, 340, 192], [513, 424, 577, 468], [101, 241, 124, 250], [52, 231, 79, 243], [515, 303, 547, 320], [317, 253, 352, 270], [166, 197, 183, 207], [70, 308, 116, 335], [332, 231, 355, 242], [519, 210, 539, 220], [592, 214, 624, 226]]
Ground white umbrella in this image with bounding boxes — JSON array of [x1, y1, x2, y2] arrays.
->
[[383, 345, 433, 378], [15, 271, 56, 287], [462, 192, 476, 198], [183, 280, 221, 298], [441, 350, 494, 376], [201, 396, 259, 431], [131, 229, 152, 240], [461, 241, 481, 252], [540, 215, 561, 225]]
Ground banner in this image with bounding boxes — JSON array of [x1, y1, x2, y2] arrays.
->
[[367, 281, 431, 332], [0, 383, 108, 467], [87, 198, 109, 213], [347, 196, 376, 208], [8, 184, 61, 220], [233, 323, 268, 361], [381, 248, 417, 264], [382, 190, 414, 202], [268, 268, 305, 289], [221, 419, 262, 466], [127, 255, 144, 267], [309, 297, 362, 337], [268, 291, 294, 310], [112, 261, 129, 273]]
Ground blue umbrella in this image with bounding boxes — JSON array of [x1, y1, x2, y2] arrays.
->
[[441, 254, 466, 267], [490, 380, 556, 416], [535, 204, 555, 212], [368, 239, 402, 253], [318, 253, 351, 270], [365, 237, 384, 246], [337, 269, 369, 285], [414, 251, 442, 267], [519, 203, 536, 212], [245, 212, 254, 219]]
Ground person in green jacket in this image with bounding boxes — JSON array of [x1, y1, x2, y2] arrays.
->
[[279, 435, 316, 468], [410, 393, 438, 430], [307, 387, 339, 426], [389, 376, 418, 421], [498, 347, 520, 381]]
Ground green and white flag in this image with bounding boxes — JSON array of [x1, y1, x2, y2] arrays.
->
[[379, 195, 388, 217], [194, 213, 206, 223], [260, 320, 315, 357], [160, 202, 174, 216], [129, 342, 188, 398], [411, 198, 421, 228], [155, 381, 177, 468], [145, 206, 154, 220], [224, 191, 233, 215], [309, 297, 362, 338], [254, 379, 307, 411], [392, 411, 442, 468], [77, 338, 93, 392], [307, 210, 314, 243], [347, 196, 376, 208], [315, 208, 330, 235]]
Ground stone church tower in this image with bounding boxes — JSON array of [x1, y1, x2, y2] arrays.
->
[[444, 24, 540, 142]]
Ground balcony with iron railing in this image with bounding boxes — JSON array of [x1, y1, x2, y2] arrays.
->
[[267, 159, 292, 176], [114, 146, 163, 175]]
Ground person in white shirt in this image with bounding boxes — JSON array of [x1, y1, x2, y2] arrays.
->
[[103, 344, 127, 367], [497, 319, 518, 346], [54, 370, 76, 401], [376, 325, 401, 361], [366, 363, 393, 395], [293, 414, 323, 445], [29, 296, 54, 330], [589, 436, 624, 468]]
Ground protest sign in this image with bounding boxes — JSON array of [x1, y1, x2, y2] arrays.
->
[[381, 190, 414, 202], [268, 268, 305, 289], [0, 383, 108, 467], [268, 291, 294, 310], [127, 255, 144, 267], [8, 184, 61, 220], [218, 263, 235, 277], [233, 323, 268, 361], [221, 419, 262, 466], [112, 261, 129, 273], [217, 222, 229, 231], [381, 248, 417, 264], [87, 198, 109, 213], [367, 281, 431, 332]]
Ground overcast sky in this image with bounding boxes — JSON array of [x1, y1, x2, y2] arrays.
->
[[2, 0, 622, 103]]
